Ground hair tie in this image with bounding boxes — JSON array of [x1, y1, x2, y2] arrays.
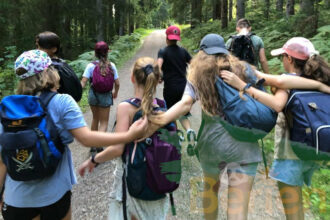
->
[[309, 50, 319, 58], [143, 64, 154, 76]]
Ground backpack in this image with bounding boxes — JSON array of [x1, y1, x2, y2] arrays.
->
[[0, 91, 64, 181], [91, 61, 115, 93], [121, 98, 181, 219], [229, 33, 256, 65], [215, 65, 278, 142], [51, 58, 82, 102], [285, 90, 330, 160]]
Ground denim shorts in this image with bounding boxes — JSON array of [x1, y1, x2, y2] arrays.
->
[[88, 88, 113, 107], [269, 159, 319, 186]]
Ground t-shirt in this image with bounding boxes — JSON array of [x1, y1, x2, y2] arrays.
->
[[158, 45, 191, 89], [0, 94, 86, 207], [83, 61, 119, 80], [226, 34, 265, 68]]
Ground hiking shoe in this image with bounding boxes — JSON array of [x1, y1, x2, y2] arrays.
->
[[187, 129, 197, 143], [177, 130, 185, 142]]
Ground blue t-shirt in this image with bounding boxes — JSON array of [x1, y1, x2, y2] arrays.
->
[[83, 61, 119, 80], [0, 94, 86, 207]]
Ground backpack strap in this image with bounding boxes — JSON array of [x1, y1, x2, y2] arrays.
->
[[123, 98, 141, 108], [170, 193, 176, 216], [39, 91, 57, 109]]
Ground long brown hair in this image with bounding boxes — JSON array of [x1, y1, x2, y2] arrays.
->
[[132, 57, 161, 116], [293, 55, 330, 86], [187, 51, 247, 116]]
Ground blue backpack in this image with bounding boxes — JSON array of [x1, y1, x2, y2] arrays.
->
[[215, 65, 278, 142], [0, 91, 64, 181], [285, 90, 330, 160]]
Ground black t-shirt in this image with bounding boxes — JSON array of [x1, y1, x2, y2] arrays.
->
[[158, 45, 191, 89]]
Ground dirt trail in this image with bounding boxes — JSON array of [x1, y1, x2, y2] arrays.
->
[[70, 31, 314, 220]]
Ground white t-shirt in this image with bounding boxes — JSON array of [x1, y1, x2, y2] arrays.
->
[[83, 61, 119, 80]]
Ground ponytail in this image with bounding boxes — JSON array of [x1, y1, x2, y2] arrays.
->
[[133, 58, 160, 116], [98, 56, 111, 76], [303, 55, 330, 86]]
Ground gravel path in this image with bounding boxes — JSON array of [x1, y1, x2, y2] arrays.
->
[[70, 31, 314, 220]]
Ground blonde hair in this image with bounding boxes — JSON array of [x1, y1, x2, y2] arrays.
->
[[16, 66, 60, 95], [132, 57, 160, 116], [187, 51, 247, 115]]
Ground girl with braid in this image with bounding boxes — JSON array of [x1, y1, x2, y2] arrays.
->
[[79, 57, 169, 220], [81, 41, 120, 154]]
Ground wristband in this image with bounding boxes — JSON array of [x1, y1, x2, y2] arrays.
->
[[242, 83, 252, 93], [91, 154, 99, 166]]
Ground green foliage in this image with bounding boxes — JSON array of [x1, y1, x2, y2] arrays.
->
[[310, 25, 330, 62]]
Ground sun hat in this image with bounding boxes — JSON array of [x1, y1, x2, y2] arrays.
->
[[95, 41, 109, 56], [271, 37, 319, 60], [14, 50, 52, 80], [198, 34, 229, 55], [166, 25, 181, 41]]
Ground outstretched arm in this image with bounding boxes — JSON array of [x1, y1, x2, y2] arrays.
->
[[78, 103, 133, 176], [150, 94, 194, 126], [220, 70, 288, 112], [256, 71, 330, 93]]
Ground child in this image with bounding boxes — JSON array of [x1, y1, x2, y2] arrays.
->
[[81, 41, 120, 153], [149, 34, 330, 220], [157, 25, 195, 138], [36, 31, 82, 102], [220, 37, 330, 220], [0, 50, 146, 220], [79, 57, 169, 220]]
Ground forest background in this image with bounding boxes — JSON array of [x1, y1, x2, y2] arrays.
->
[[0, 0, 329, 219]]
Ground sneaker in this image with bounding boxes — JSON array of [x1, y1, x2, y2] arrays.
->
[[187, 129, 196, 143]]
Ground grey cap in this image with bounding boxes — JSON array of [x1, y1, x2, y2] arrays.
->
[[199, 34, 229, 55]]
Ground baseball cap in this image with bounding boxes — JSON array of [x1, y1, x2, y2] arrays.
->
[[95, 41, 109, 56], [15, 50, 52, 80], [198, 34, 229, 55], [271, 37, 319, 60], [166, 25, 181, 41]]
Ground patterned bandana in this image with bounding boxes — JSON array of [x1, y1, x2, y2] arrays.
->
[[15, 50, 52, 80]]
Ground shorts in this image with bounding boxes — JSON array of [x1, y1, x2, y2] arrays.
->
[[88, 88, 113, 107], [2, 191, 71, 220], [202, 161, 259, 177], [269, 159, 319, 186], [163, 87, 190, 117]]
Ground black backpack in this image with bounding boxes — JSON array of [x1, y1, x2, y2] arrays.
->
[[229, 33, 256, 65], [52, 58, 82, 102], [0, 91, 65, 181]]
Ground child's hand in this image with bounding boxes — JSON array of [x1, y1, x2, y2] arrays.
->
[[128, 117, 148, 140], [220, 70, 246, 91], [78, 159, 96, 177], [112, 91, 118, 99]]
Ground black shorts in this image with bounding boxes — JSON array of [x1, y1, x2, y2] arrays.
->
[[2, 191, 71, 220], [163, 86, 190, 117]]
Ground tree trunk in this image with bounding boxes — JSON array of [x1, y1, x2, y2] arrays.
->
[[221, 0, 228, 28], [96, 0, 104, 41], [326, 0, 330, 9], [286, 0, 295, 17], [229, 0, 233, 21], [213, 0, 221, 20], [276, 0, 284, 13], [236, 0, 245, 20], [300, 0, 314, 16], [191, 0, 202, 28], [264, 0, 270, 19]]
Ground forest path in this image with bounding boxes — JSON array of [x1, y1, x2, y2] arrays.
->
[[70, 31, 312, 220]]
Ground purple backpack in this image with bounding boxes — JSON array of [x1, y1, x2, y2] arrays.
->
[[91, 61, 114, 93], [122, 98, 181, 201]]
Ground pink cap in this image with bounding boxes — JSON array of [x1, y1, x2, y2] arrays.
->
[[271, 37, 318, 60], [166, 25, 181, 41], [95, 41, 109, 56]]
